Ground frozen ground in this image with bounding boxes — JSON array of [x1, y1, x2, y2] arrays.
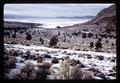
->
[[4, 43, 116, 80]]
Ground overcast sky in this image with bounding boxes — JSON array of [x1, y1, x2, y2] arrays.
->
[[4, 4, 114, 19]]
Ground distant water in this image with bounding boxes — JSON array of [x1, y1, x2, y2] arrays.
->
[[5, 18, 91, 28]]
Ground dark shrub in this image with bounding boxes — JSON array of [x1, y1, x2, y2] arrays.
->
[[10, 41, 17, 44], [72, 32, 79, 36], [98, 38, 102, 42], [70, 59, 80, 66], [111, 43, 114, 46], [95, 34, 98, 38], [38, 63, 52, 70], [52, 57, 59, 64], [97, 56, 104, 60], [13, 51, 19, 56], [26, 51, 31, 56], [63, 38, 66, 42], [98, 73, 107, 80], [12, 33, 16, 38], [26, 33, 32, 40], [58, 32, 60, 36], [108, 73, 116, 77], [37, 56, 43, 63], [111, 58, 115, 62], [39, 38, 44, 44], [43, 54, 52, 58], [19, 62, 36, 79], [88, 33, 93, 38], [22, 51, 31, 60], [80, 63, 85, 68], [56, 26, 61, 28], [105, 40, 109, 43], [113, 66, 116, 71], [4, 57, 16, 69], [49, 35, 58, 46], [35, 68, 48, 79], [4, 32, 10, 37], [87, 54, 92, 59], [90, 42, 94, 48], [95, 40, 102, 51], [82, 33, 87, 38], [83, 29, 86, 31], [20, 30, 24, 34], [4, 55, 9, 61]]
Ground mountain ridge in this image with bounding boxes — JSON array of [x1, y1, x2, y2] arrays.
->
[[83, 5, 116, 25]]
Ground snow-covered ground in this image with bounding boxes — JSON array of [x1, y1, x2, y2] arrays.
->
[[4, 43, 116, 80]]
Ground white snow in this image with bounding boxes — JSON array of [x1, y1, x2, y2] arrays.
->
[[16, 63, 25, 69], [4, 43, 116, 79], [4, 43, 116, 58], [16, 56, 24, 63]]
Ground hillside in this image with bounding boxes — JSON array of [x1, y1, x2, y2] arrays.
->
[[83, 5, 116, 27], [4, 21, 43, 29]]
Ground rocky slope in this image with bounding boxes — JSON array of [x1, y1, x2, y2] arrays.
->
[[83, 5, 116, 25]]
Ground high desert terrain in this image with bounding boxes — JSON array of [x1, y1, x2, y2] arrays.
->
[[4, 5, 116, 80]]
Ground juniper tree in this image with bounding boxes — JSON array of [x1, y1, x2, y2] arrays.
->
[[49, 35, 58, 46]]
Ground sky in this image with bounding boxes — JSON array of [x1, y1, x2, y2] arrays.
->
[[4, 4, 114, 19]]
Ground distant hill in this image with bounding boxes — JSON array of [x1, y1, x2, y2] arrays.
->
[[55, 16, 95, 19], [4, 21, 43, 29], [84, 5, 116, 26]]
